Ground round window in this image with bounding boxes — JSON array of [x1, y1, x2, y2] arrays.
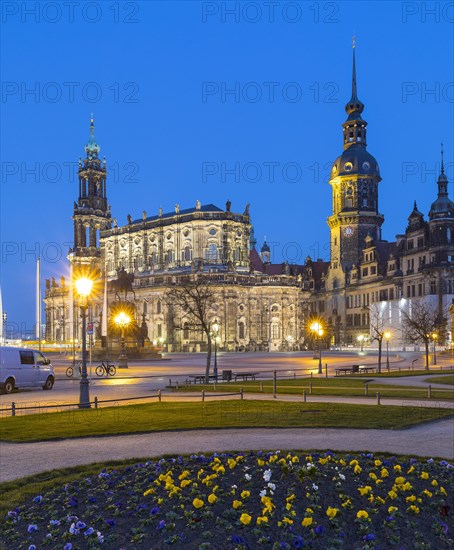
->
[[362, 161, 370, 171], [344, 162, 353, 172], [209, 228, 217, 235]]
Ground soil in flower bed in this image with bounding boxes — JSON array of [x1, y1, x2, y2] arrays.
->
[[1, 451, 452, 549]]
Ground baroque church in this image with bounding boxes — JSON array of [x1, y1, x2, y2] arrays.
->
[[44, 49, 454, 352]]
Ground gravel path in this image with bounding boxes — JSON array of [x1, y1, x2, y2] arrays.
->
[[1, 418, 453, 482]]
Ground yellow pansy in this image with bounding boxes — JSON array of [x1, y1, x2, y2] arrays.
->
[[356, 510, 369, 519], [302, 517, 313, 527], [388, 506, 398, 513], [282, 517, 293, 525], [395, 477, 405, 485], [394, 465, 402, 472], [406, 495, 416, 503], [376, 496, 385, 505], [388, 490, 398, 500], [240, 513, 252, 525], [180, 480, 191, 488], [326, 506, 339, 518], [358, 486, 372, 496], [421, 472, 429, 479], [408, 505, 420, 514], [374, 459, 382, 467], [381, 468, 389, 478], [179, 470, 190, 480], [402, 482, 412, 491], [192, 498, 204, 509], [208, 493, 217, 504], [431, 479, 438, 487], [257, 459, 265, 466], [407, 466, 415, 474], [341, 499, 351, 508], [143, 488, 154, 496], [257, 516, 268, 525], [233, 500, 243, 509], [305, 507, 314, 514], [354, 465, 362, 475], [339, 459, 346, 466], [422, 490, 433, 498], [241, 490, 250, 499], [369, 473, 377, 480], [440, 486, 447, 495]]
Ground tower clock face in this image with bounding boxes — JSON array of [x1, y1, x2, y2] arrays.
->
[[342, 226, 355, 238]]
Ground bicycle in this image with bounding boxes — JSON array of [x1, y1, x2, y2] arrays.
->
[[66, 361, 82, 377], [96, 362, 116, 377]]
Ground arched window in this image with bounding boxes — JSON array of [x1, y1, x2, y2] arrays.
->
[[271, 322, 280, 340], [447, 227, 452, 243], [156, 300, 162, 314], [183, 322, 190, 340], [143, 300, 147, 314], [206, 243, 217, 262], [184, 246, 192, 261], [238, 321, 245, 339]]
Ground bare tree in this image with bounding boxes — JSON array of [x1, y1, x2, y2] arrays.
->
[[402, 301, 447, 369], [368, 304, 388, 373], [167, 278, 216, 382]]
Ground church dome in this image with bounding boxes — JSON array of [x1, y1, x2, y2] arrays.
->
[[330, 145, 380, 178]]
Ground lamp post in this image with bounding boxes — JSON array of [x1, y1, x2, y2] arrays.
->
[[384, 331, 391, 371], [432, 332, 438, 366], [310, 321, 324, 374], [75, 277, 93, 409], [212, 321, 220, 380], [2, 312, 7, 346], [115, 311, 131, 368], [357, 334, 364, 352]]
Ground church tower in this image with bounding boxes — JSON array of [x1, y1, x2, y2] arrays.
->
[[327, 43, 384, 271], [70, 116, 111, 270]]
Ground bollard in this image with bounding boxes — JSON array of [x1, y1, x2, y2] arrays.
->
[[158, 389, 162, 402], [273, 370, 277, 399], [240, 388, 244, 400], [325, 363, 328, 378], [365, 383, 368, 397], [428, 385, 432, 399], [202, 389, 205, 402], [310, 371, 313, 378], [169, 378, 172, 387], [303, 389, 307, 403], [260, 381, 263, 392], [94, 396, 98, 409], [176, 381, 179, 390], [11, 402, 15, 417], [377, 392, 381, 405], [309, 382, 313, 395], [293, 372, 296, 379]]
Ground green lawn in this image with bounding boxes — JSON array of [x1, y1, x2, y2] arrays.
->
[[356, 368, 454, 378], [425, 374, 454, 385], [173, 377, 454, 400], [0, 400, 452, 443]]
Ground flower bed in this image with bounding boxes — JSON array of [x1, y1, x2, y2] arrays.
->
[[1, 451, 452, 549]]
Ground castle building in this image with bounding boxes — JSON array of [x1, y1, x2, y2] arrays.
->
[[44, 49, 453, 351]]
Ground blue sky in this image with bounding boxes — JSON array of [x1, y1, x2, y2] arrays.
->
[[0, 0, 453, 333]]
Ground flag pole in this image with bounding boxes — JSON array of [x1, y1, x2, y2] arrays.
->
[[36, 257, 41, 350]]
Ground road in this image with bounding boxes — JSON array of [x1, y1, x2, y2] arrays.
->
[[0, 351, 451, 412]]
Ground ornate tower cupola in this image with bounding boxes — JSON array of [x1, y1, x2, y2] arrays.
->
[[71, 116, 111, 267], [260, 239, 271, 264], [429, 145, 453, 221], [327, 40, 384, 272]]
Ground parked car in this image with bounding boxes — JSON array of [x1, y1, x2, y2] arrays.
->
[[0, 347, 55, 394]]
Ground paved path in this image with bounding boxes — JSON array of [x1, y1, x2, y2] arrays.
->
[[1, 419, 453, 482], [368, 373, 453, 389]]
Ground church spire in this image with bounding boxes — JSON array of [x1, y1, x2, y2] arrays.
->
[[345, 37, 364, 117], [437, 142, 448, 195], [85, 113, 100, 159]]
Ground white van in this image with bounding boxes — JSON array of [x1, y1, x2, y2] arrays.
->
[[0, 347, 55, 394]]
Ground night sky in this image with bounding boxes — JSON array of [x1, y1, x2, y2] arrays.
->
[[1, 1, 453, 333]]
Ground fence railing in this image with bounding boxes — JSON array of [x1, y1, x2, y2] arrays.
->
[[0, 389, 244, 417]]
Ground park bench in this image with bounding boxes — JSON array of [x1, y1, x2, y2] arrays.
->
[[335, 365, 375, 376], [233, 371, 259, 382]]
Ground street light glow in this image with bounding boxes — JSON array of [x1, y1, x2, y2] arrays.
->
[[75, 277, 93, 298], [212, 321, 220, 334], [114, 311, 131, 327], [384, 331, 391, 340]]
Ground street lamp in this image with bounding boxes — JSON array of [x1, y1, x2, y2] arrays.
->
[[310, 321, 324, 374], [114, 311, 131, 368], [75, 277, 93, 409], [384, 331, 391, 371], [357, 334, 364, 352], [2, 312, 7, 346], [212, 321, 220, 380], [432, 332, 438, 366]]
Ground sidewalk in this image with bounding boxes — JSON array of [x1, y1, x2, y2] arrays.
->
[[1, 418, 453, 482]]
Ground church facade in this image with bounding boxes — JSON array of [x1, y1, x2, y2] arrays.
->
[[44, 50, 454, 352]]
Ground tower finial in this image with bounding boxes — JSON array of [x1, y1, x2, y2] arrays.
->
[[441, 142, 445, 174], [352, 34, 356, 49], [345, 39, 364, 116], [85, 113, 100, 157]]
